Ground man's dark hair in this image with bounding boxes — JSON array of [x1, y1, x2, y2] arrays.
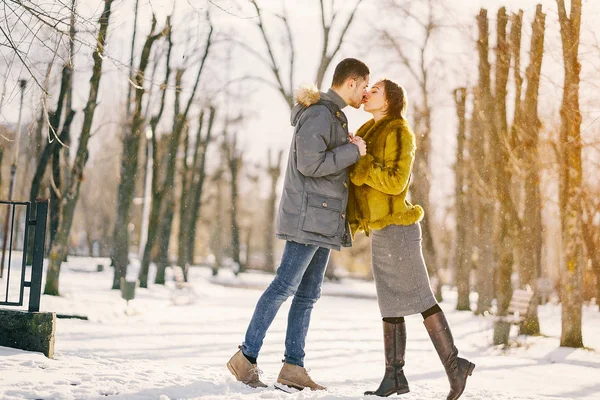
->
[[331, 58, 369, 87]]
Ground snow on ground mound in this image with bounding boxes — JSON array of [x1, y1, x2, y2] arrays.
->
[[1, 256, 598, 399]]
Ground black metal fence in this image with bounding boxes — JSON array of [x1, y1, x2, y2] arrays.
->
[[0, 199, 48, 312]]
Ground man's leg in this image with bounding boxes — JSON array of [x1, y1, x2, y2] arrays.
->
[[284, 246, 331, 367], [241, 241, 319, 360]]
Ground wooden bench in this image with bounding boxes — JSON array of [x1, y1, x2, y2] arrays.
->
[[493, 286, 536, 345], [170, 266, 196, 305], [506, 287, 536, 325]]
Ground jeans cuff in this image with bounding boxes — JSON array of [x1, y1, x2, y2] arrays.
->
[[241, 343, 258, 359], [284, 356, 303, 368]]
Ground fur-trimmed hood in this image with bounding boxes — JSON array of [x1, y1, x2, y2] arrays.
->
[[296, 84, 321, 107], [290, 84, 320, 127]]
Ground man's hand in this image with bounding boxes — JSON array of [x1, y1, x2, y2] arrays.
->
[[353, 136, 367, 157]]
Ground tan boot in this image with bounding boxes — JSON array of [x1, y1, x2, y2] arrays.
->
[[226, 349, 268, 388], [276, 362, 326, 391]]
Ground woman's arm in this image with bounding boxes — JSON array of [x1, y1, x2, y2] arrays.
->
[[349, 127, 415, 195]]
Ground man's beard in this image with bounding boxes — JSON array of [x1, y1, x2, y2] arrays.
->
[[349, 96, 362, 108]]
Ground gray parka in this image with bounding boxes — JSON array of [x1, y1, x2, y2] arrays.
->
[[275, 86, 361, 250]]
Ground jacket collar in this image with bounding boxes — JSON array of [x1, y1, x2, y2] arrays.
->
[[357, 116, 401, 140], [323, 88, 347, 110]]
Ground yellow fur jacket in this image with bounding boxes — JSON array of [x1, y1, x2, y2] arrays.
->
[[347, 116, 424, 238]]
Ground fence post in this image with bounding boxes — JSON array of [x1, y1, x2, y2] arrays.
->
[[28, 199, 48, 312]]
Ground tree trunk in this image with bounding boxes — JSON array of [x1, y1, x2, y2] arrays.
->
[[582, 203, 600, 312], [492, 7, 514, 318], [245, 226, 252, 268], [177, 120, 192, 270], [155, 193, 175, 285], [227, 133, 243, 273], [28, 62, 72, 260], [139, 21, 212, 287], [211, 171, 224, 276], [519, 5, 546, 335], [139, 94, 184, 288], [49, 144, 61, 250], [44, 0, 114, 295], [474, 9, 496, 315], [125, 0, 140, 118], [178, 107, 214, 277], [266, 149, 283, 272], [453, 87, 470, 311], [556, 0, 584, 348], [409, 85, 442, 300], [112, 15, 166, 290], [0, 149, 3, 195], [186, 108, 215, 269]]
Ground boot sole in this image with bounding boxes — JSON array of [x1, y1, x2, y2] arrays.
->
[[364, 387, 410, 397], [226, 362, 239, 380], [274, 381, 302, 393], [276, 378, 326, 392]]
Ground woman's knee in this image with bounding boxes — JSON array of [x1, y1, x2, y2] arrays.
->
[[421, 304, 442, 320]]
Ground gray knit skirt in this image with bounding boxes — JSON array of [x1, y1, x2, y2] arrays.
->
[[371, 222, 438, 318]]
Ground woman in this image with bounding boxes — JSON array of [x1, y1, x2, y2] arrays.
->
[[347, 79, 475, 399]]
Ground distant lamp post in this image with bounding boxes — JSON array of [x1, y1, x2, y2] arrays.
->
[[1, 79, 26, 278], [138, 128, 153, 259]]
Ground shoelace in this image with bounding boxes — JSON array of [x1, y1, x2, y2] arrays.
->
[[249, 366, 263, 377]]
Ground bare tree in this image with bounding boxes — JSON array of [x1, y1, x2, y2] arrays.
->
[[44, 0, 116, 295], [314, 0, 364, 89], [28, 58, 75, 250], [209, 167, 226, 275], [138, 16, 214, 288], [111, 15, 170, 290], [155, 183, 176, 285], [245, 0, 364, 108], [125, 0, 141, 119], [492, 7, 516, 331], [265, 148, 283, 272], [582, 190, 600, 311], [224, 129, 243, 273], [556, 0, 584, 348], [516, 5, 546, 335], [177, 107, 216, 279], [472, 9, 496, 315], [453, 87, 470, 311], [48, 0, 78, 254]]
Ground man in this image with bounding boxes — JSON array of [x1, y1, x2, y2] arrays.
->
[[227, 58, 369, 391]]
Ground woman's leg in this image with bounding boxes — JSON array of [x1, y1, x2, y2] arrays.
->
[[423, 310, 475, 400], [421, 304, 442, 320], [365, 317, 410, 397]]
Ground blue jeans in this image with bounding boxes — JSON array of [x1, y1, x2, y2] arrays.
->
[[241, 241, 331, 367]]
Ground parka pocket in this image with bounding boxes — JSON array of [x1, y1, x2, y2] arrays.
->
[[301, 192, 342, 237]]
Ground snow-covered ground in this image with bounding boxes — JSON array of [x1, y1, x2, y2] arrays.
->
[[1, 256, 599, 400]]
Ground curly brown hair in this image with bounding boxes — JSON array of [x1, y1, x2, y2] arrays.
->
[[378, 79, 407, 119]]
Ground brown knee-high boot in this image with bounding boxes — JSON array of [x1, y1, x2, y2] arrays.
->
[[424, 312, 475, 400], [365, 320, 410, 397]]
